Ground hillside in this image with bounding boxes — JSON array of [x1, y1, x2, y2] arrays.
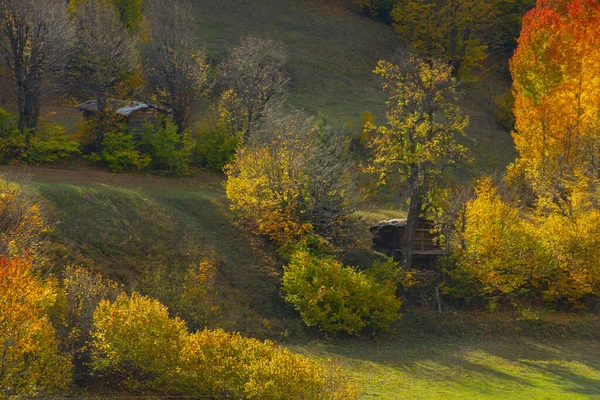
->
[[0, 0, 516, 175], [0, 165, 298, 337], [192, 0, 516, 173]]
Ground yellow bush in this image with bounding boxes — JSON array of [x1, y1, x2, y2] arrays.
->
[[225, 144, 312, 243], [90, 292, 188, 388], [455, 177, 542, 297], [179, 329, 359, 399], [0, 255, 72, 397], [455, 177, 600, 306], [91, 294, 359, 398], [0, 183, 47, 265]]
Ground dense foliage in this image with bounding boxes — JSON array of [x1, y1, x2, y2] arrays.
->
[[91, 292, 359, 398], [225, 117, 356, 246], [0, 256, 72, 397], [283, 248, 401, 334]]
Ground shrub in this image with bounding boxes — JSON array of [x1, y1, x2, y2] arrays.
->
[[56, 267, 123, 375], [192, 128, 240, 172], [25, 124, 80, 163], [90, 293, 359, 398], [0, 182, 47, 265], [453, 177, 600, 307], [179, 329, 359, 399], [140, 119, 193, 176], [225, 144, 312, 243], [0, 108, 26, 163], [0, 108, 79, 164], [225, 116, 358, 248], [454, 177, 542, 300], [87, 130, 151, 172], [136, 260, 220, 331], [0, 255, 72, 397], [90, 292, 188, 389], [282, 249, 401, 334]]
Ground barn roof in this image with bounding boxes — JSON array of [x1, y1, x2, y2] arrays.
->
[[74, 100, 170, 116]]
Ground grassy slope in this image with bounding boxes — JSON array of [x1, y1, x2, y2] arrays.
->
[[1, 165, 293, 336]]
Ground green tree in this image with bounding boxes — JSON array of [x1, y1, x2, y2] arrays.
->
[[366, 55, 469, 269], [391, 0, 496, 79]]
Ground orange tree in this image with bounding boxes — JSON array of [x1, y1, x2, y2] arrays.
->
[[510, 0, 600, 216]]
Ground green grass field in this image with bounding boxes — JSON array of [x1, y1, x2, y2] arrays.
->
[[297, 337, 600, 399]]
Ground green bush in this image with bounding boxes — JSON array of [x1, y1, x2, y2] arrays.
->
[[0, 108, 79, 164], [87, 130, 151, 172], [140, 120, 193, 176], [282, 248, 401, 335], [25, 124, 80, 163], [0, 108, 26, 163], [136, 261, 220, 331], [192, 128, 240, 172]]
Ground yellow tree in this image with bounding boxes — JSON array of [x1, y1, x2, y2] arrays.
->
[[367, 55, 469, 269], [0, 255, 71, 396]]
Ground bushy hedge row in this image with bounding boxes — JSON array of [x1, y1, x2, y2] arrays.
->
[[90, 292, 359, 399]]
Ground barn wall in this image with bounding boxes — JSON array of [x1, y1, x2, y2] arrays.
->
[[128, 109, 159, 136]]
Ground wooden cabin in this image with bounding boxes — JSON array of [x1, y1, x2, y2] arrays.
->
[[75, 100, 170, 137], [369, 218, 447, 268]]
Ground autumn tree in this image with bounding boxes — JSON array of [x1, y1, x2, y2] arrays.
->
[[510, 0, 600, 216], [225, 115, 357, 246], [0, 255, 72, 397], [366, 55, 469, 269], [67, 0, 139, 113], [221, 37, 289, 138], [143, 0, 211, 132], [0, 0, 72, 131]]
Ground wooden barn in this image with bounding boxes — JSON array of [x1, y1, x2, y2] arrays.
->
[[369, 218, 447, 268], [75, 100, 170, 136]]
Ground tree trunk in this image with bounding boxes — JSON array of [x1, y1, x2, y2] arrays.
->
[[403, 191, 423, 270]]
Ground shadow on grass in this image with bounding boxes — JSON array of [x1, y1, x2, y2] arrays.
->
[[306, 336, 600, 398]]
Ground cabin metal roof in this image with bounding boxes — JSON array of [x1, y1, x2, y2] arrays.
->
[[74, 100, 170, 116]]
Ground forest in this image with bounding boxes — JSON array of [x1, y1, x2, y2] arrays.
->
[[2, 0, 600, 398]]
